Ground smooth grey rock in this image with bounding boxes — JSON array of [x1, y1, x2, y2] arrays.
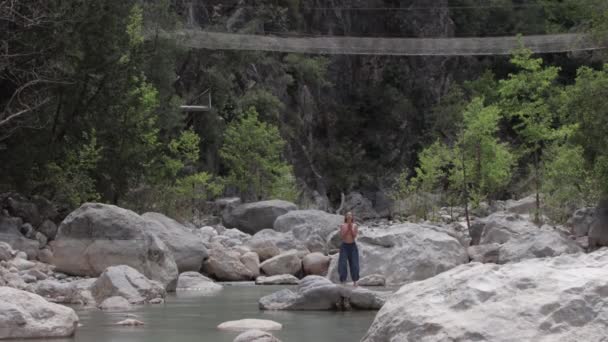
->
[[357, 274, 386, 287], [327, 223, 468, 285], [5, 195, 42, 227], [240, 252, 260, 278], [0, 241, 13, 261], [32, 278, 96, 305], [343, 192, 378, 220], [90, 265, 165, 305], [223, 200, 297, 234], [246, 229, 307, 261], [116, 318, 144, 326], [260, 250, 302, 276], [34, 232, 47, 248], [234, 329, 282, 342], [567, 207, 595, 237], [468, 243, 501, 263], [217, 319, 282, 332], [0, 286, 78, 339], [201, 244, 254, 281], [505, 194, 538, 215], [497, 230, 583, 264], [198, 226, 218, 243], [255, 274, 299, 285], [259, 275, 389, 311], [98, 296, 131, 311], [302, 252, 330, 276], [362, 249, 608, 342], [479, 212, 538, 245], [37, 220, 58, 241], [142, 212, 208, 272], [176, 272, 222, 292], [0, 216, 39, 259], [49, 203, 178, 290], [10, 258, 35, 271], [273, 210, 343, 252]]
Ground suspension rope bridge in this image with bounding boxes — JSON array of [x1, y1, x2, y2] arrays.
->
[[164, 29, 606, 56]]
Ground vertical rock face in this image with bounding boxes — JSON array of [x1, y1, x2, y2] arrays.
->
[[362, 250, 608, 342], [49, 203, 178, 290], [141, 212, 208, 272], [0, 286, 79, 339]]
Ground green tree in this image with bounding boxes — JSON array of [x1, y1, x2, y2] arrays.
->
[[562, 65, 608, 198], [498, 48, 565, 222], [220, 107, 294, 201], [543, 144, 597, 223]]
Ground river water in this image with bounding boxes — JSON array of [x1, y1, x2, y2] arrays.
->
[[27, 284, 378, 342]]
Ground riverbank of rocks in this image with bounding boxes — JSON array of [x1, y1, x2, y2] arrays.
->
[[0, 192, 601, 340]]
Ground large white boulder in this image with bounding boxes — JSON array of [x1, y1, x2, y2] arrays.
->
[[302, 252, 331, 276], [362, 249, 608, 342], [479, 212, 538, 245], [223, 200, 297, 234], [177, 272, 222, 292], [327, 223, 468, 285], [141, 212, 208, 272], [260, 250, 302, 276], [90, 265, 165, 305], [0, 286, 79, 339], [49, 203, 178, 290], [246, 229, 307, 261], [273, 210, 343, 252], [497, 230, 583, 263], [201, 244, 255, 281], [32, 278, 96, 305]]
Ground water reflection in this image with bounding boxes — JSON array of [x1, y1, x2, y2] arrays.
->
[[24, 285, 379, 342]]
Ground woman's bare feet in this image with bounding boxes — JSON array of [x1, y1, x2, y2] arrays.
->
[[353, 281, 358, 287]]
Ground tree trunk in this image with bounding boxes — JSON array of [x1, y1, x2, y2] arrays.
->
[[534, 147, 541, 224], [462, 148, 471, 232]]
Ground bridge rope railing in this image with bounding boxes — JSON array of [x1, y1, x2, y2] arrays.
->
[[161, 29, 607, 56]]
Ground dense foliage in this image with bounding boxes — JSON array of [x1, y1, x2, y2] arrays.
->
[[1, 0, 607, 222]]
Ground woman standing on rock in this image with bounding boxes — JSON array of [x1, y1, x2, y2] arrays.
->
[[338, 211, 360, 286]]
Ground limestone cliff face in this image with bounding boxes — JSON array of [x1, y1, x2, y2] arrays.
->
[[172, 1, 488, 206]]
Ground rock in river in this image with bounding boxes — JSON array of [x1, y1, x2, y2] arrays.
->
[[90, 265, 165, 305], [217, 319, 282, 332], [259, 275, 389, 310], [142, 212, 208, 272], [0, 286, 79, 339], [49, 203, 178, 290]]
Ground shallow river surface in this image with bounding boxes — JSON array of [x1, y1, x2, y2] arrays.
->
[[27, 284, 378, 342]]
